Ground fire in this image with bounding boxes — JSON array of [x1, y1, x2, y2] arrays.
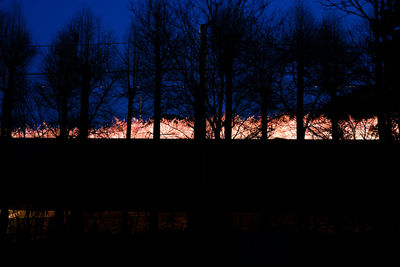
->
[[10, 115, 380, 140]]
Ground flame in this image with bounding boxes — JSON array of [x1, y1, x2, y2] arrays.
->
[[10, 115, 382, 140]]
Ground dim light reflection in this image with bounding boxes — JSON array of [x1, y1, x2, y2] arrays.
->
[[8, 210, 55, 219], [10, 115, 383, 140]]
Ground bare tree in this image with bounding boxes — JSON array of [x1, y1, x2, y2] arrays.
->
[[0, 2, 34, 243], [68, 8, 119, 141], [129, 0, 180, 140], [315, 17, 361, 140], [0, 3, 35, 138], [194, 24, 208, 141], [40, 27, 80, 141], [205, 0, 269, 139], [283, 2, 318, 141], [245, 14, 284, 140], [120, 24, 142, 140], [321, 0, 399, 140], [182, 0, 270, 140], [36, 26, 82, 236]]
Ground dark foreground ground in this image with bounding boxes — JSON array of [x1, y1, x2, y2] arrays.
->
[[2, 138, 399, 206], [1, 139, 400, 264], [4, 231, 400, 265]]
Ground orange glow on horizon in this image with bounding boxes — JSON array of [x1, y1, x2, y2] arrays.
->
[[10, 115, 381, 140]]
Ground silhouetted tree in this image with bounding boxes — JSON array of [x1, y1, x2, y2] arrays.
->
[[195, 24, 208, 141], [37, 25, 82, 235], [128, 1, 181, 233], [315, 17, 361, 140], [209, 2, 241, 140], [182, 0, 269, 139], [38, 8, 119, 236], [120, 24, 142, 140], [322, 0, 399, 140], [129, 0, 181, 140], [40, 27, 80, 141], [172, 0, 220, 139], [283, 2, 318, 141], [0, 3, 35, 138], [0, 2, 34, 242], [117, 25, 144, 233], [392, 2, 400, 137], [205, 0, 270, 139], [245, 14, 284, 140], [68, 8, 119, 141]]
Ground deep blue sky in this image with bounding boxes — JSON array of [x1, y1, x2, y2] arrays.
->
[[0, 0, 339, 45], [0, 0, 359, 74], [1, 0, 132, 44], [0, 0, 360, 121]]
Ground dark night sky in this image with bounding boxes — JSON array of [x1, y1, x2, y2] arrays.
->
[[1, 0, 131, 44], [0, 0, 360, 74], [0, 0, 349, 45]]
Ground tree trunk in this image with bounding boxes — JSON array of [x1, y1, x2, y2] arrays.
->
[[296, 57, 305, 141], [330, 91, 341, 141], [152, 26, 161, 234], [1, 70, 15, 139], [126, 90, 134, 140], [373, 3, 391, 142], [153, 31, 162, 141], [194, 24, 208, 141], [126, 40, 137, 140], [59, 91, 69, 141], [79, 65, 90, 141], [375, 53, 391, 142], [261, 87, 269, 140], [189, 25, 209, 264], [331, 115, 340, 141], [375, 26, 389, 141], [225, 64, 233, 140], [214, 123, 222, 140]]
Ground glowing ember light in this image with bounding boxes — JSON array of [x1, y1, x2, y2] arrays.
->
[[8, 210, 55, 219], [10, 115, 381, 140]]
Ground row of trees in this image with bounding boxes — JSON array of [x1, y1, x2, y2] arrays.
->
[[1, 0, 400, 142], [1, 0, 400, 242]]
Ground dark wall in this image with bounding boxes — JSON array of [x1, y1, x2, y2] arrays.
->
[[2, 139, 399, 210]]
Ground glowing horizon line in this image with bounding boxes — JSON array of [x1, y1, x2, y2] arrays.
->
[[8, 114, 382, 140]]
